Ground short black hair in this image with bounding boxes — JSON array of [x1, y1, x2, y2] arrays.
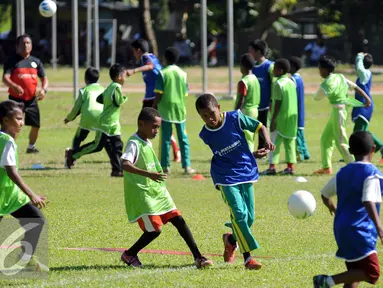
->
[[249, 39, 268, 56], [363, 54, 373, 69], [289, 56, 302, 72], [240, 53, 255, 71], [0, 100, 24, 124], [109, 63, 125, 81], [319, 55, 336, 73], [195, 94, 218, 112], [85, 67, 99, 84], [274, 58, 291, 74], [16, 34, 32, 46], [138, 107, 161, 123], [164, 47, 179, 64], [349, 131, 374, 156], [131, 39, 149, 53]]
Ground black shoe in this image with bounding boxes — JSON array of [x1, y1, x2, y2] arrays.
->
[[279, 168, 294, 175], [260, 168, 277, 176], [65, 148, 74, 169], [26, 147, 39, 154], [111, 171, 123, 177]]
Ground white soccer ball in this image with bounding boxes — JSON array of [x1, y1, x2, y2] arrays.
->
[[288, 190, 316, 219], [39, 0, 57, 18]]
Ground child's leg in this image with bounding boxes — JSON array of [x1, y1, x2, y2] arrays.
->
[[257, 109, 268, 149], [169, 216, 202, 260], [354, 117, 383, 158], [104, 135, 124, 173], [283, 136, 297, 169], [320, 117, 336, 169], [160, 121, 173, 169], [175, 122, 191, 169], [72, 131, 106, 160], [125, 231, 161, 257], [271, 134, 283, 166], [170, 134, 181, 161], [10, 203, 45, 258], [332, 107, 354, 164], [297, 128, 310, 160], [72, 128, 90, 152]]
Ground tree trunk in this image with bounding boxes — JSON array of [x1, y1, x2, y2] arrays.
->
[[251, 0, 284, 40], [142, 0, 158, 56]]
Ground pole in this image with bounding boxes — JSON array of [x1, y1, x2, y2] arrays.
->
[[20, 0, 25, 34], [52, 0, 57, 70], [111, 19, 117, 65], [86, 0, 92, 67], [201, 0, 207, 94], [227, 0, 234, 98], [16, 0, 20, 36], [72, 0, 79, 99], [93, 0, 100, 70]]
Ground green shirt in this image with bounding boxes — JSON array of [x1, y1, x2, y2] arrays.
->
[[66, 83, 105, 130], [0, 133, 29, 216], [154, 65, 188, 123], [320, 73, 349, 105], [235, 74, 260, 114], [98, 82, 127, 136], [122, 135, 176, 222], [271, 75, 298, 139]]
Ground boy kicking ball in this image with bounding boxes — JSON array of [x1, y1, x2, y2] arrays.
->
[[120, 107, 213, 269], [314, 131, 383, 287]]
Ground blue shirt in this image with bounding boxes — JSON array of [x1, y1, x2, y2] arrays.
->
[[141, 53, 162, 101], [252, 59, 273, 111], [334, 163, 383, 261], [352, 75, 373, 123], [291, 73, 305, 128], [199, 110, 261, 187]]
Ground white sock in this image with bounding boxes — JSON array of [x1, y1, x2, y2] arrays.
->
[[28, 144, 35, 149], [326, 276, 335, 287]]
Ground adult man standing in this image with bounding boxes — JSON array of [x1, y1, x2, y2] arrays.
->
[[2, 34, 48, 153]]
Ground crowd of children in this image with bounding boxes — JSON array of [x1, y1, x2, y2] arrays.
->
[[1, 37, 383, 286]]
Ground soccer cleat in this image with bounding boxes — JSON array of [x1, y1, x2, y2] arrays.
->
[[244, 258, 262, 270], [313, 168, 332, 175], [184, 167, 196, 175], [222, 233, 236, 263], [26, 147, 39, 154], [195, 256, 213, 268], [111, 171, 123, 177], [313, 275, 330, 288], [121, 251, 143, 267], [260, 168, 277, 176], [65, 148, 74, 169], [280, 168, 294, 175]]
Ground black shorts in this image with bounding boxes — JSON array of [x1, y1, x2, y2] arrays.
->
[[9, 96, 40, 128]]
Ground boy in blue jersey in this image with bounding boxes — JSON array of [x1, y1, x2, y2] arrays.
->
[[127, 39, 181, 163], [196, 94, 275, 269], [289, 56, 310, 161], [351, 53, 383, 165], [248, 40, 274, 150], [314, 131, 383, 288]]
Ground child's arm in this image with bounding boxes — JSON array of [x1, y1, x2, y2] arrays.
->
[[321, 177, 337, 215], [235, 81, 246, 110], [96, 93, 104, 104], [122, 160, 167, 183], [113, 87, 128, 106], [64, 89, 83, 124], [270, 100, 281, 132], [5, 166, 46, 208], [126, 57, 154, 77], [345, 77, 371, 107], [355, 53, 371, 84], [364, 202, 383, 244], [313, 86, 327, 101], [153, 72, 164, 109]]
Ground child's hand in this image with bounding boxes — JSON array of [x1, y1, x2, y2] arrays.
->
[[12, 84, 24, 96], [253, 148, 269, 159], [364, 97, 371, 107], [31, 194, 47, 209], [147, 172, 167, 183], [265, 141, 275, 152], [126, 69, 135, 77]]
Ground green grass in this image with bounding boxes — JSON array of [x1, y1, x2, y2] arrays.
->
[[0, 89, 382, 287]]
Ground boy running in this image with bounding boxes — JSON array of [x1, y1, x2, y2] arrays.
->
[[64, 67, 104, 160], [289, 56, 310, 161], [120, 107, 213, 269], [234, 53, 261, 151], [196, 94, 275, 269], [313, 55, 371, 175], [314, 131, 383, 287], [153, 47, 195, 174]]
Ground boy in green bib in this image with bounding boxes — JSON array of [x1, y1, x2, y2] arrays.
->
[[0, 100, 48, 272], [153, 47, 195, 174], [64, 68, 104, 164], [235, 53, 261, 151], [313, 55, 371, 175], [120, 107, 213, 269], [263, 59, 298, 175]]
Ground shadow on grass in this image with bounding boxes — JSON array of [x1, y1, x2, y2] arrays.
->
[[50, 263, 196, 272]]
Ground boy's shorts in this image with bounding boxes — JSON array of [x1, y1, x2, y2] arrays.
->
[[345, 253, 380, 284], [137, 209, 181, 232]]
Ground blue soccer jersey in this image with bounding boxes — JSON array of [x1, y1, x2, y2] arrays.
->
[[291, 73, 305, 129], [199, 110, 261, 187], [141, 53, 162, 101], [352, 75, 374, 122], [322, 162, 383, 261], [252, 59, 273, 111]]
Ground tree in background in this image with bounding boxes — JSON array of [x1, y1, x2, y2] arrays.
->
[[140, 0, 159, 56]]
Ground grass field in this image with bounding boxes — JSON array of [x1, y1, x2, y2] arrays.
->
[[0, 79, 383, 287]]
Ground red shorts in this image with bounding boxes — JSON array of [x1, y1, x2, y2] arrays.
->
[[345, 253, 380, 284], [137, 210, 181, 232]]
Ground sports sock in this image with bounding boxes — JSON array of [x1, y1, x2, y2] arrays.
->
[[169, 216, 202, 260], [28, 144, 35, 149], [243, 252, 250, 262], [228, 234, 236, 246], [326, 276, 335, 287], [126, 231, 161, 256]]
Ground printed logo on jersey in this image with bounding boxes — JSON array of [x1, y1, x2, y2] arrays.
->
[[31, 62, 37, 68], [214, 140, 241, 156]]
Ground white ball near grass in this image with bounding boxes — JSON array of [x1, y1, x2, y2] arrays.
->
[[288, 190, 316, 219], [39, 0, 57, 18]]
